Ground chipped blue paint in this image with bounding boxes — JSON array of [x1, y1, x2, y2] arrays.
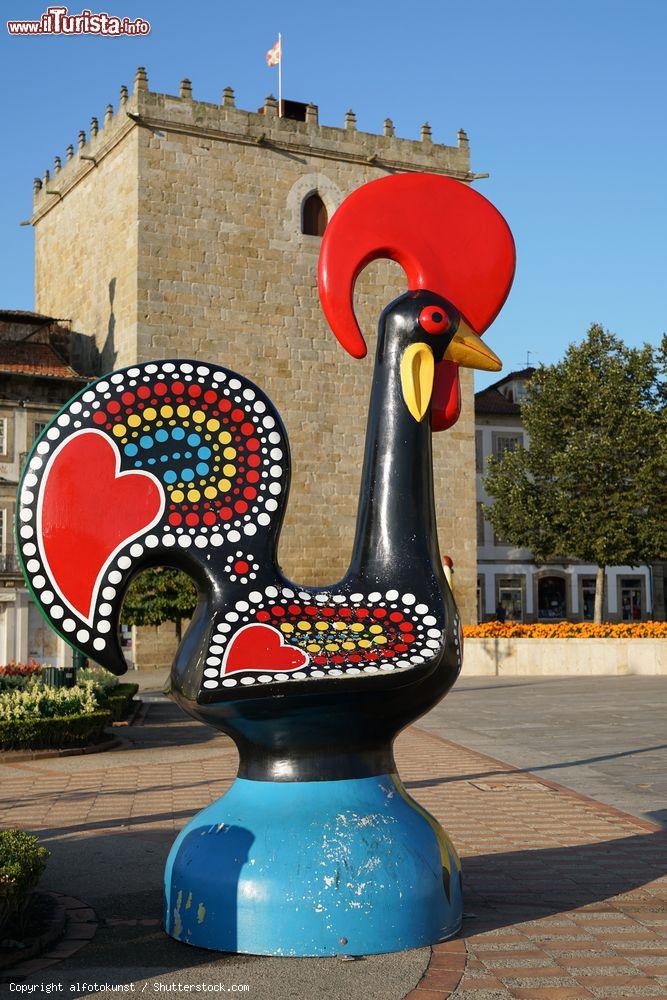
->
[[164, 775, 462, 956]]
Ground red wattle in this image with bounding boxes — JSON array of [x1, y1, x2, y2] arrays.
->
[[431, 360, 461, 432]]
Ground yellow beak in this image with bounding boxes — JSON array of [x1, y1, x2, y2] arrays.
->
[[443, 319, 502, 372]]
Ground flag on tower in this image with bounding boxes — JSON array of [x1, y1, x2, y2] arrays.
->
[[266, 37, 281, 66]]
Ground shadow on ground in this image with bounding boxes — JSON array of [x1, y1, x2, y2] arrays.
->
[[118, 701, 228, 750], [405, 742, 667, 790]]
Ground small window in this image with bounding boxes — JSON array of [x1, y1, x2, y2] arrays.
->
[[302, 193, 328, 236], [620, 577, 643, 621], [33, 420, 48, 445], [0, 418, 6, 455], [493, 432, 523, 460]]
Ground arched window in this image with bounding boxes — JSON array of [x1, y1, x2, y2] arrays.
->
[[301, 192, 328, 236]]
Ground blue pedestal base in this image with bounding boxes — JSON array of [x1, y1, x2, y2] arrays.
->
[[164, 773, 462, 956]]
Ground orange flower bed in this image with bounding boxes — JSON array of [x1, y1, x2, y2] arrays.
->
[[462, 621, 667, 639]]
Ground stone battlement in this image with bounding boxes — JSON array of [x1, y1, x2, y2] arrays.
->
[[30, 67, 473, 218]]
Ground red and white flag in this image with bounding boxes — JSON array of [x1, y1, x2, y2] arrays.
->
[[266, 37, 281, 66]]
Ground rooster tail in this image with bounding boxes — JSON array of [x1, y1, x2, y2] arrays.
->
[[16, 360, 290, 675]]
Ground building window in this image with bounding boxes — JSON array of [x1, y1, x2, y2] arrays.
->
[[302, 193, 328, 236], [477, 503, 486, 544], [475, 430, 483, 472], [0, 417, 6, 456], [496, 576, 524, 621], [620, 577, 643, 621], [581, 576, 597, 620], [538, 575, 566, 620], [33, 420, 48, 445], [492, 432, 523, 460]]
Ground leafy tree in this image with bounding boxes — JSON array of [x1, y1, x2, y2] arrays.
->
[[122, 568, 197, 642], [483, 325, 666, 622]]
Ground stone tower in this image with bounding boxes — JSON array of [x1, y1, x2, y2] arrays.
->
[[29, 69, 480, 622]]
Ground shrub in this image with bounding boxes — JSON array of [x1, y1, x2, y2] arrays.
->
[[1, 662, 123, 697], [0, 710, 111, 750], [0, 682, 99, 722], [0, 667, 135, 750], [0, 661, 42, 692], [104, 683, 139, 722], [0, 830, 49, 937], [463, 621, 667, 639], [75, 668, 136, 720], [77, 665, 119, 695]]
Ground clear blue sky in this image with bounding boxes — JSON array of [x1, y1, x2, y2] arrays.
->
[[1, 0, 665, 389]]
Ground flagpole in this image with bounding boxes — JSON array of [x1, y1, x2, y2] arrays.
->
[[278, 32, 282, 117]]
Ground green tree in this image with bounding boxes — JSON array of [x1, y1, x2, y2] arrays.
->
[[483, 325, 666, 622], [122, 568, 197, 642]]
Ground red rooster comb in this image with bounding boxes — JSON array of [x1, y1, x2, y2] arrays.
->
[[318, 173, 516, 430]]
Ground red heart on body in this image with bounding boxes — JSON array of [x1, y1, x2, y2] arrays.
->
[[223, 624, 309, 674], [40, 431, 164, 622]]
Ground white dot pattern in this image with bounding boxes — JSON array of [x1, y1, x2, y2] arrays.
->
[[201, 584, 451, 692], [16, 360, 289, 667]]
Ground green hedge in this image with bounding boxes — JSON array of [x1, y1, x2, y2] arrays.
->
[[0, 830, 49, 937], [103, 683, 139, 722], [0, 709, 112, 750]]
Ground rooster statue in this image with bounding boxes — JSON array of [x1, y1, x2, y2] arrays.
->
[[17, 174, 515, 956]]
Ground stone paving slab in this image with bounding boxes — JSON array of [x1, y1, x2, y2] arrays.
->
[[420, 675, 667, 827], [0, 696, 665, 1000]]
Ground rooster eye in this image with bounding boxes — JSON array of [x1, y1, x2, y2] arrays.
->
[[419, 306, 451, 335]]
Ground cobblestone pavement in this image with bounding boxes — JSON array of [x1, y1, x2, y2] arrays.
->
[[0, 684, 665, 999], [421, 675, 667, 828]]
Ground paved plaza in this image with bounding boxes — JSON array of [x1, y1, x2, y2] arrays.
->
[[0, 674, 664, 999]]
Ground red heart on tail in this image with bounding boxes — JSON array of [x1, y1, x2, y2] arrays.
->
[[40, 431, 164, 622], [223, 624, 309, 674]]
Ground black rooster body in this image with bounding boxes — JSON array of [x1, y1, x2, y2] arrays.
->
[[170, 291, 468, 781]]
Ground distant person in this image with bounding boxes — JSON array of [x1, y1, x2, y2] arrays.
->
[[495, 604, 507, 623]]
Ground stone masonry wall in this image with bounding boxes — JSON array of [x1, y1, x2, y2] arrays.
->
[[33, 111, 139, 373], [131, 621, 185, 672]]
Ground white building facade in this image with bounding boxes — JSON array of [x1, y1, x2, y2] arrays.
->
[[0, 311, 91, 666], [476, 369, 652, 623]]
